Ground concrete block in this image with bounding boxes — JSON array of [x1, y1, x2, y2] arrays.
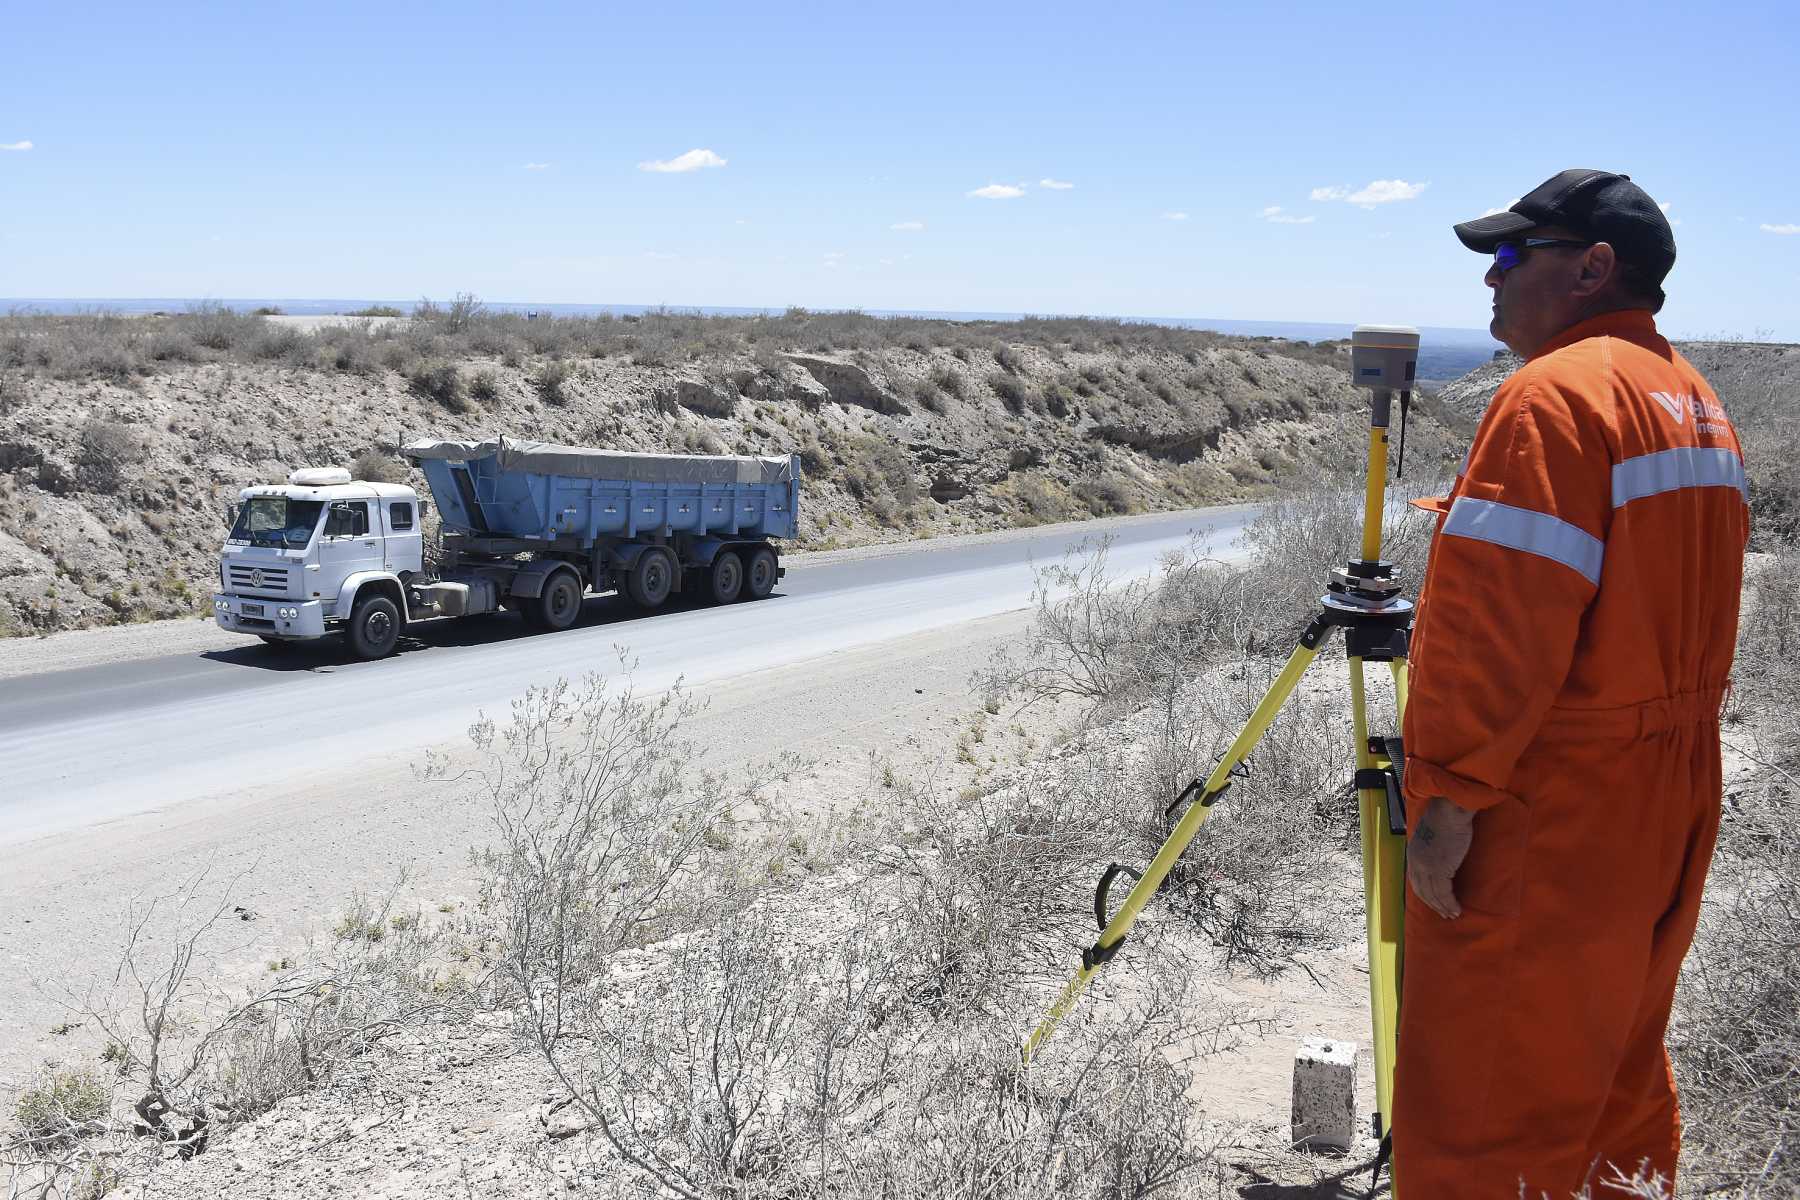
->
[[1291, 1036, 1358, 1150]]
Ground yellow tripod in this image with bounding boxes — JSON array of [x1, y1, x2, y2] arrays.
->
[[1023, 326, 1420, 1192]]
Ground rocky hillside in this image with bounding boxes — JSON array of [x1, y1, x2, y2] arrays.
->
[[0, 308, 1467, 636]]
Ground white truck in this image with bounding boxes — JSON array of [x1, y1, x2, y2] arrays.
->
[[212, 439, 800, 659], [213, 468, 426, 658]]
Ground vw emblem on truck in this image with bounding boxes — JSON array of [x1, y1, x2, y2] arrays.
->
[[250, 569, 265, 588]]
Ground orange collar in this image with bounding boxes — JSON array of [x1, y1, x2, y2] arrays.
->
[[1530, 309, 1662, 360]]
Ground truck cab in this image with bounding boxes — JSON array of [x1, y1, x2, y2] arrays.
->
[[213, 468, 423, 653]]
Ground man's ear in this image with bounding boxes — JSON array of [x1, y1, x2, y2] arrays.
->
[[1574, 242, 1618, 298]]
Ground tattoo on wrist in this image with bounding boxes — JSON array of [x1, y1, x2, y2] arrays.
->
[[1417, 825, 1436, 845]]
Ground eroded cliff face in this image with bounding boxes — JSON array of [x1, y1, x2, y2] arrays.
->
[[0, 315, 1468, 635]]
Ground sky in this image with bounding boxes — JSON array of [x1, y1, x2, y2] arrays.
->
[[2, 0, 1797, 339]]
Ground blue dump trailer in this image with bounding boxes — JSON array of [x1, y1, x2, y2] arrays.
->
[[390, 435, 800, 637]]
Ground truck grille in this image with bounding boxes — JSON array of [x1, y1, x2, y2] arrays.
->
[[228, 565, 293, 593]]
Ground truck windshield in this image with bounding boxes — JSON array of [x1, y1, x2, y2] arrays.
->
[[230, 498, 325, 548]]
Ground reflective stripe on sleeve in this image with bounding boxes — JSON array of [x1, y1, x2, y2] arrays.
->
[[1612, 446, 1749, 508], [1442, 497, 1605, 586]]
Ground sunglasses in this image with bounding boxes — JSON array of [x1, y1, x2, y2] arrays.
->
[[1494, 238, 1594, 272]]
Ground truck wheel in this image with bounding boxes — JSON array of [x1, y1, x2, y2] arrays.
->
[[347, 594, 402, 660], [706, 552, 743, 604], [626, 548, 675, 609], [532, 571, 584, 631], [742, 546, 778, 600]]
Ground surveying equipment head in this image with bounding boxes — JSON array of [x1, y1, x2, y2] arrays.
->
[[1351, 325, 1420, 395]]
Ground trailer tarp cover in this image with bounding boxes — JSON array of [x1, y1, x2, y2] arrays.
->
[[403, 436, 794, 485]]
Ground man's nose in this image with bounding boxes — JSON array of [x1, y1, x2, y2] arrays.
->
[[1485, 261, 1504, 290]]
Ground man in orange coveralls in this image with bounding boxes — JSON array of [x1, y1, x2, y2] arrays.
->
[[1392, 169, 1750, 1196]]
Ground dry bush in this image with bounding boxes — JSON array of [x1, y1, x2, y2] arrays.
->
[[351, 450, 404, 484], [840, 435, 919, 508], [405, 359, 466, 412], [467, 366, 502, 405], [75, 418, 148, 494], [447, 670, 752, 1058], [533, 359, 574, 406]]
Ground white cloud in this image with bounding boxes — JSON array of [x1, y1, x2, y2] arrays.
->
[[1259, 205, 1316, 225], [1314, 179, 1429, 209], [968, 183, 1025, 200], [643, 251, 680, 260], [523, 162, 550, 170], [1039, 178, 1074, 190], [890, 220, 925, 231], [1762, 223, 1800, 235], [0, 140, 32, 152], [824, 251, 846, 259], [638, 148, 727, 173], [1162, 211, 1189, 221]]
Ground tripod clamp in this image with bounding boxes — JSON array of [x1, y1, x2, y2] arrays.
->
[[1083, 863, 1144, 968]]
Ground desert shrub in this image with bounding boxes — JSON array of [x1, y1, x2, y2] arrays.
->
[[183, 303, 259, 352], [467, 367, 501, 405], [797, 435, 831, 477], [1010, 474, 1074, 524], [351, 450, 404, 484], [988, 371, 1031, 414], [248, 322, 307, 364], [993, 342, 1023, 374], [406, 359, 466, 412], [840, 435, 918, 507], [13, 1068, 109, 1141], [1042, 380, 1075, 418], [533, 360, 574, 407], [249, 306, 284, 317], [912, 377, 947, 414], [1071, 471, 1135, 516], [76, 418, 148, 493], [0, 372, 23, 415], [143, 328, 202, 364], [930, 364, 966, 398], [456, 671, 750, 1052], [347, 305, 403, 318]]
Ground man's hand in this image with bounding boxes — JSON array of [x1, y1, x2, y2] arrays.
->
[[1407, 797, 1476, 919]]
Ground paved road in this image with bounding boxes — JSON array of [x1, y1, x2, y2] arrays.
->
[[0, 506, 1259, 848]]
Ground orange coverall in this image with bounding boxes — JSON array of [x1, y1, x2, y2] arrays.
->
[[1392, 309, 1749, 1196]]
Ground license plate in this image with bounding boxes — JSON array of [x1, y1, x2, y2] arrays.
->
[[241, 603, 264, 616]]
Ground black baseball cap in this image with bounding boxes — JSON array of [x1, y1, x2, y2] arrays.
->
[[1453, 169, 1676, 285]]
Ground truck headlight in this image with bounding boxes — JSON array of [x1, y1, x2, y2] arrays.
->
[[215, 599, 229, 610], [280, 607, 297, 619]]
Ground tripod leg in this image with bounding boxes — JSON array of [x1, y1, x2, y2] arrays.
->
[[1351, 656, 1408, 1161], [1024, 621, 1333, 1063]]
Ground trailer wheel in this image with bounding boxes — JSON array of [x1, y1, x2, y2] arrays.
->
[[627, 548, 675, 609], [531, 571, 584, 631], [743, 546, 778, 600], [347, 594, 402, 660], [706, 552, 743, 604]]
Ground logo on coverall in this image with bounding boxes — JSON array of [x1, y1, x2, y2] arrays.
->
[[1649, 391, 1732, 436]]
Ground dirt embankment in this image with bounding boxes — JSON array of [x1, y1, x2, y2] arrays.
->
[[0, 311, 1467, 637]]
